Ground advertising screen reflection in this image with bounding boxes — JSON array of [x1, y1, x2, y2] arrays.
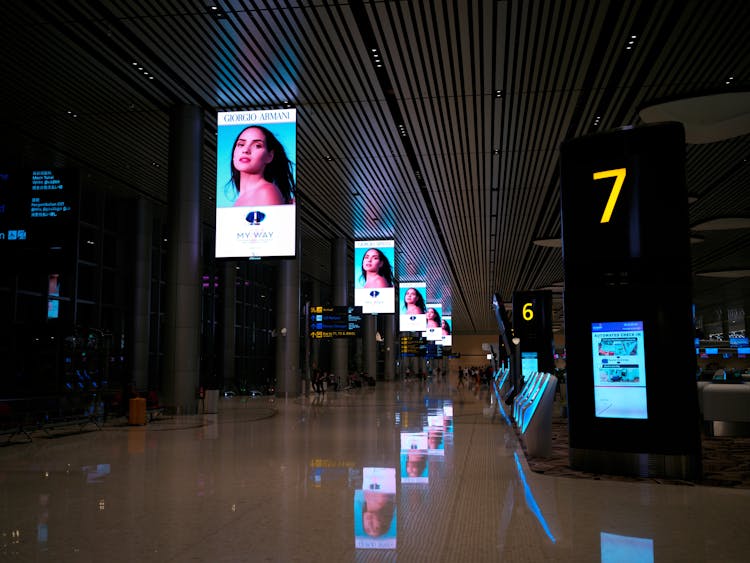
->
[[355, 467, 397, 549]]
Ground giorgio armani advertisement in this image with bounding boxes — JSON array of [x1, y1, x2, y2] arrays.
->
[[354, 240, 395, 314], [424, 303, 443, 341], [399, 282, 427, 332], [215, 109, 296, 259]]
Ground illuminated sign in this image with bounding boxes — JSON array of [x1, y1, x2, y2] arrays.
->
[[309, 306, 363, 339], [354, 240, 395, 313], [399, 282, 427, 332], [0, 169, 77, 250], [215, 109, 296, 259], [591, 321, 648, 419]]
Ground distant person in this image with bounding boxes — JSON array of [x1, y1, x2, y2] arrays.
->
[[228, 125, 295, 206], [402, 287, 426, 314], [426, 307, 441, 328], [360, 248, 394, 288]]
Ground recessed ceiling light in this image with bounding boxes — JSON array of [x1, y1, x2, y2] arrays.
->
[[696, 269, 750, 278], [532, 238, 562, 248], [692, 217, 750, 230]]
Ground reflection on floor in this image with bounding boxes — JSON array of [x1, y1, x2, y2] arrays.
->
[[1, 378, 749, 562], [522, 414, 750, 489]]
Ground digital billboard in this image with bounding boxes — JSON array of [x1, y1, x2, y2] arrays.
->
[[354, 240, 395, 313], [215, 109, 296, 259], [399, 282, 427, 332], [591, 321, 648, 419], [441, 315, 452, 347], [424, 303, 443, 341]]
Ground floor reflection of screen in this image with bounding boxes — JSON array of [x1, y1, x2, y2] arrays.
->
[[355, 467, 397, 549], [400, 432, 429, 483], [600, 532, 654, 563], [591, 321, 648, 419]]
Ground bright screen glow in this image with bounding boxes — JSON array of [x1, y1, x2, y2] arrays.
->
[[399, 282, 427, 332], [600, 532, 654, 563], [591, 321, 648, 419], [400, 432, 428, 484], [215, 109, 296, 259], [441, 315, 452, 346], [424, 303, 443, 341], [355, 467, 397, 549], [521, 351, 538, 378], [0, 169, 77, 250], [354, 240, 395, 313]]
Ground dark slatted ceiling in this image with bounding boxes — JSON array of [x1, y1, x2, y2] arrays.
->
[[1, 0, 748, 335]]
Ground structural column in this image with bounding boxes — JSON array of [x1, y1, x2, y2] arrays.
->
[[331, 237, 348, 380], [220, 262, 237, 392], [131, 197, 152, 391], [276, 241, 301, 398], [384, 313, 396, 381], [363, 314, 377, 380], [164, 104, 202, 413]]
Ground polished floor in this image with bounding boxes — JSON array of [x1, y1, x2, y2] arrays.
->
[[1, 376, 749, 562]]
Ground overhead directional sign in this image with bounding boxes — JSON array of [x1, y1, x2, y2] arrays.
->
[[309, 306, 363, 339]]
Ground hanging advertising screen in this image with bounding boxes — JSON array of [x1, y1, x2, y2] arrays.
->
[[215, 109, 296, 259], [398, 282, 427, 332], [424, 303, 443, 341], [354, 240, 395, 313], [441, 315, 452, 347], [591, 321, 648, 419]]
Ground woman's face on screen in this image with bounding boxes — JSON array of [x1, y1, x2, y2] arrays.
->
[[233, 127, 274, 174], [362, 249, 382, 273], [405, 288, 418, 303]]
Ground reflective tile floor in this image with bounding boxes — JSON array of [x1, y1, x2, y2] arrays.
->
[[2, 378, 749, 562]]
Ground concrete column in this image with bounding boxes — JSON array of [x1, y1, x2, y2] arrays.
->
[[363, 314, 377, 381], [220, 262, 237, 392], [384, 314, 396, 381], [163, 104, 202, 413], [331, 238, 348, 381], [131, 197, 152, 391], [310, 279, 321, 371], [276, 242, 301, 398]]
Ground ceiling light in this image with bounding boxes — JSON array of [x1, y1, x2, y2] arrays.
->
[[532, 238, 562, 248], [639, 92, 750, 144], [696, 270, 750, 278], [692, 217, 750, 231]]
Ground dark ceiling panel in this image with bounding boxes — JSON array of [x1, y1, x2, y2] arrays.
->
[[1, 0, 748, 336]]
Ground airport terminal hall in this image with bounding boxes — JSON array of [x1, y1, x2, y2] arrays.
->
[[3, 2, 750, 562]]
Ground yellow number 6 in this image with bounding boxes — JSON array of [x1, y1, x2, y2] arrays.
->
[[522, 302, 534, 321], [593, 168, 626, 223]]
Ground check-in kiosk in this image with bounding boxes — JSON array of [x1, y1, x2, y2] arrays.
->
[[510, 371, 558, 458], [521, 374, 558, 458]]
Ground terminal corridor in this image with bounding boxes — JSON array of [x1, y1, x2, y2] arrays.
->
[[1, 377, 749, 562]]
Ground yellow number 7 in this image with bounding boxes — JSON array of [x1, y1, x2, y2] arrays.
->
[[593, 168, 626, 223]]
